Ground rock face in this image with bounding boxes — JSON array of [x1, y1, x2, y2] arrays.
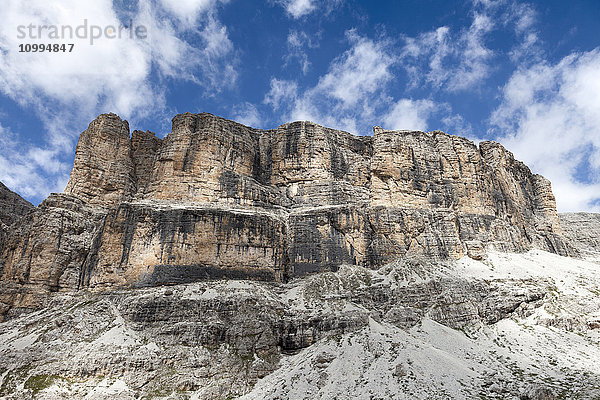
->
[[1, 251, 599, 399], [0, 183, 34, 295], [0, 182, 33, 250], [1, 113, 599, 399], [559, 213, 600, 257], [0, 112, 574, 317], [64, 114, 136, 207], [0, 182, 33, 228], [0, 194, 104, 318]]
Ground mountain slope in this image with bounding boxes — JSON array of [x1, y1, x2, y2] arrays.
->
[[1, 249, 599, 399], [0, 114, 599, 399]]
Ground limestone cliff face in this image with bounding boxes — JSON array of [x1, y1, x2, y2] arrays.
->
[[0, 182, 33, 228], [0, 182, 34, 273], [0, 112, 575, 317], [131, 129, 162, 196], [64, 113, 135, 207], [559, 213, 600, 257], [0, 194, 104, 318]]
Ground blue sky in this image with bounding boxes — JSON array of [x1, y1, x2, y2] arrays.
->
[[0, 0, 599, 211]]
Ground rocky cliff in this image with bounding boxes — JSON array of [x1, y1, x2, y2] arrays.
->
[[0, 112, 575, 319], [559, 213, 600, 259], [0, 183, 33, 294], [0, 182, 33, 227], [1, 113, 599, 399], [1, 250, 599, 399]]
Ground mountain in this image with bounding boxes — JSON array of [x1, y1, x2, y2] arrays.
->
[[0, 182, 34, 259], [0, 113, 598, 399]]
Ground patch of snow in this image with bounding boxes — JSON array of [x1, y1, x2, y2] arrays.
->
[[456, 249, 600, 297], [84, 378, 133, 399], [141, 341, 160, 352], [226, 280, 256, 290], [92, 314, 139, 347], [10, 332, 38, 350]]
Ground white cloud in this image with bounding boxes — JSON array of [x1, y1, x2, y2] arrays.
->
[[402, 27, 451, 89], [450, 13, 495, 91], [311, 32, 393, 109], [0, 0, 236, 202], [264, 32, 453, 136], [232, 102, 262, 128], [280, 32, 395, 133], [382, 99, 437, 131], [276, 0, 342, 19], [138, 4, 236, 90], [0, 0, 235, 117], [284, 30, 318, 75], [401, 0, 543, 92], [501, 1, 543, 63], [401, 11, 494, 92], [264, 79, 298, 110], [159, 0, 224, 27], [0, 0, 153, 116], [281, 0, 316, 18], [441, 114, 474, 138], [491, 48, 600, 212], [197, 15, 237, 89], [0, 123, 69, 202]]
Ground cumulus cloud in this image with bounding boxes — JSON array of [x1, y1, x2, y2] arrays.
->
[[284, 30, 318, 75], [1, 0, 153, 116], [401, 0, 543, 92], [0, 123, 70, 201], [274, 0, 318, 18], [401, 12, 494, 91], [284, 0, 316, 18], [441, 114, 474, 138], [491, 48, 600, 212], [310, 32, 393, 109], [383, 99, 437, 131], [0, 0, 237, 116], [159, 0, 227, 27], [264, 79, 298, 110], [496, 0, 543, 63], [0, 0, 236, 202], [197, 15, 237, 89], [232, 102, 262, 128], [278, 32, 396, 133], [264, 31, 452, 135], [276, 0, 343, 19]]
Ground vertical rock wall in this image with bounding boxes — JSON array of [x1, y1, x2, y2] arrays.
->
[[131, 129, 162, 196], [0, 112, 575, 308], [64, 113, 135, 207]]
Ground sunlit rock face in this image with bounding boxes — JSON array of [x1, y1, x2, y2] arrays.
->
[[1, 113, 600, 400], [0, 112, 574, 316], [64, 113, 136, 207]]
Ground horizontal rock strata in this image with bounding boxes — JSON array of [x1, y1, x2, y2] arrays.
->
[[2, 254, 597, 399], [0, 112, 575, 316], [0, 182, 33, 227], [559, 213, 600, 257]]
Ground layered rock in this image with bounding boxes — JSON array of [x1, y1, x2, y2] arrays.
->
[[2, 251, 599, 399], [0, 112, 576, 317], [64, 113, 135, 207], [559, 213, 600, 257], [131, 129, 162, 196], [0, 182, 34, 257], [0, 182, 33, 227], [0, 194, 105, 318], [82, 203, 288, 289]]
